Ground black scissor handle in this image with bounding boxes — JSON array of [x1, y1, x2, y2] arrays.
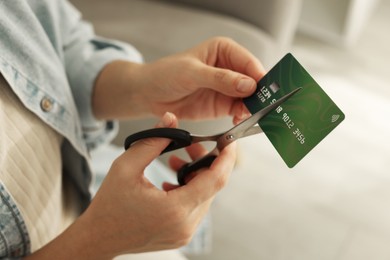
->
[[124, 128, 193, 154], [177, 154, 217, 186]]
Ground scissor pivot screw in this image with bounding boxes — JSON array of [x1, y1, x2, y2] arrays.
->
[[226, 135, 234, 140]]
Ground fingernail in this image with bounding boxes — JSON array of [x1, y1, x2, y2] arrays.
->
[[157, 112, 173, 127], [237, 78, 255, 93]]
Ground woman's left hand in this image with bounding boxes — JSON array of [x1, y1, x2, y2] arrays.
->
[[93, 37, 265, 124]]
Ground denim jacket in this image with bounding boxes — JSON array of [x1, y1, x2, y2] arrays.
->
[[0, 0, 141, 257]]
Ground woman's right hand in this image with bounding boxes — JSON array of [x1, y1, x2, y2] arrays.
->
[[27, 112, 237, 259]]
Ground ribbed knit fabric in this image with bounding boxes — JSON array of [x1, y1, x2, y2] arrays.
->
[[0, 75, 79, 252]]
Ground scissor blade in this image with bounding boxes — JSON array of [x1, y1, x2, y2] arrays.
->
[[241, 126, 263, 137], [226, 87, 302, 139]]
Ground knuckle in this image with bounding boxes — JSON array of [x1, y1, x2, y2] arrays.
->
[[214, 70, 227, 81], [214, 70, 235, 87], [110, 157, 127, 173], [108, 157, 134, 183]]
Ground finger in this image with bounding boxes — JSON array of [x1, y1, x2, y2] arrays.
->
[[168, 142, 208, 171], [186, 143, 208, 161], [118, 137, 171, 176], [230, 102, 251, 125], [162, 182, 180, 191], [119, 112, 178, 173], [169, 154, 202, 186], [198, 142, 236, 190], [172, 142, 237, 207], [169, 154, 187, 172], [199, 65, 257, 97], [168, 143, 210, 185], [155, 111, 178, 128], [196, 37, 267, 97], [212, 37, 265, 80]]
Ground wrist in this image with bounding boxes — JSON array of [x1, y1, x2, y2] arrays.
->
[[23, 212, 113, 260], [92, 60, 152, 120]]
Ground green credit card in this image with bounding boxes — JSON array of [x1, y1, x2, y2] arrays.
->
[[244, 53, 345, 167]]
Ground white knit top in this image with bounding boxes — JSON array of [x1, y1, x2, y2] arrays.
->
[[0, 75, 79, 252]]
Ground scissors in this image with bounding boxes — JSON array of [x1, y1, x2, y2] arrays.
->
[[124, 88, 301, 186]]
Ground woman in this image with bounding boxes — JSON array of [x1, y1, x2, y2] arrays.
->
[[0, 0, 264, 258]]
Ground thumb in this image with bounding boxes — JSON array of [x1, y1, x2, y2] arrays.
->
[[120, 112, 178, 173], [155, 111, 178, 128], [200, 66, 257, 97]]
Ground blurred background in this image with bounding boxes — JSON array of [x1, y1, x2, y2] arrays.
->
[[75, 0, 390, 259]]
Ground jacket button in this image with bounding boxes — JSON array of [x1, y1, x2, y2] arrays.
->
[[40, 97, 53, 112]]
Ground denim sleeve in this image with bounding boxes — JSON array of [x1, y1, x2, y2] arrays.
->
[[59, 0, 143, 148], [0, 183, 30, 259]]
